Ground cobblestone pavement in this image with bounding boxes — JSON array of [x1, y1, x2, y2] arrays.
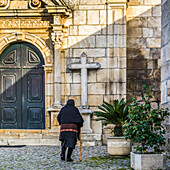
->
[[0, 146, 169, 170]]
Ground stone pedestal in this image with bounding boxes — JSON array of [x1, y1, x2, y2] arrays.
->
[[46, 107, 60, 132], [80, 109, 93, 134]]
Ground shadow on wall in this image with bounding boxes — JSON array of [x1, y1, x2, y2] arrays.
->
[[61, 3, 161, 108]]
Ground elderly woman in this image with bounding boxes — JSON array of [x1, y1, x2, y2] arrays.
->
[[57, 99, 84, 162]]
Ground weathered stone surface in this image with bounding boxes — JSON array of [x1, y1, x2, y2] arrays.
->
[[144, 0, 161, 5], [127, 6, 152, 17], [131, 152, 166, 170], [87, 10, 100, 24], [107, 137, 131, 156], [127, 17, 147, 28], [88, 83, 105, 94], [146, 38, 161, 48], [79, 25, 102, 35], [128, 28, 142, 37], [143, 28, 154, 37], [152, 5, 161, 17], [127, 38, 146, 48], [148, 17, 161, 28], [74, 10, 86, 25]]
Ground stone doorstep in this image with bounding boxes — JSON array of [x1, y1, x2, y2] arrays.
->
[[0, 133, 102, 146]]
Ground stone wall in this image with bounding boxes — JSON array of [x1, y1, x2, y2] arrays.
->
[[127, 0, 161, 107], [161, 0, 170, 154], [62, 0, 127, 137]]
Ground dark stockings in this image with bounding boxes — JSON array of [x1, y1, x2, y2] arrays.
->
[[61, 147, 73, 158]]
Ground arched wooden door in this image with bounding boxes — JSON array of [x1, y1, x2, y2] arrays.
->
[[0, 42, 45, 129]]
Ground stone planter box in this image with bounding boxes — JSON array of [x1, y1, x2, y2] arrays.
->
[[107, 137, 131, 155], [131, 152, 166, 170]]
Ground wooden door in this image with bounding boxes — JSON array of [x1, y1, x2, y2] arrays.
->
[[0, 43, 45, 129]]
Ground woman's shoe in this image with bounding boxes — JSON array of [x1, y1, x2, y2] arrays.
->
[[60, 154, 65, 161], [66, 158, 73, 162]]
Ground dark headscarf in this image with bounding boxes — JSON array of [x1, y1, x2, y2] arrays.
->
[[57, 99, 84, 126]]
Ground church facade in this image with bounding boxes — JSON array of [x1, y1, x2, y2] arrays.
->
[[0, 0, 169, 150]]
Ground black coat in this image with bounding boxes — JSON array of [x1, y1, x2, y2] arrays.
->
[[57, 100, 84, 148], [57, 100, 84, 126]]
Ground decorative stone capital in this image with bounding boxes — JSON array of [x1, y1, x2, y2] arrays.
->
[[51, 32, 63, 46]]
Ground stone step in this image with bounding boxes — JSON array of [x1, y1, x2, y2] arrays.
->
[[0, 138, 60, 146]]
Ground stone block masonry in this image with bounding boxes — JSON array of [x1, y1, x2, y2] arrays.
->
[[127, 0, 161, 107]]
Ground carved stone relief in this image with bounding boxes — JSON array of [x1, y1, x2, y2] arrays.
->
[[29, 0, 41, 9], [0, 0, 9, 9], [0, 19, 49, 28]]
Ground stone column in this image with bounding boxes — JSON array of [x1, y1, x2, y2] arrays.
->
[[51, 15, 63, 108]]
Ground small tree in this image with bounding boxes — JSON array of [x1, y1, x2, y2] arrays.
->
[[94, 98, 129, 137], [123, 85, 169, 153]]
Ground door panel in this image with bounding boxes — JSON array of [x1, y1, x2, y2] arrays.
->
[[0, 69, 22, 129], [22, 69, 45, 129], [0, 43, 45, 129]]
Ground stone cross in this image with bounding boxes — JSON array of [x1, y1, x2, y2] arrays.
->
[[68, 52, 101, 109]]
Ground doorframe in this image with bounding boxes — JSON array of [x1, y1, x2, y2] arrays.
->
[[0, 33, 53, 130]]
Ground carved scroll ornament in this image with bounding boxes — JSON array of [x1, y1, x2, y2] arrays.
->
[[0, 0, 10, 9], [29, 0, 41, 9]]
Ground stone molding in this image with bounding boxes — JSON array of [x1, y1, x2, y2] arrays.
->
[[0, 32, 52, 64]]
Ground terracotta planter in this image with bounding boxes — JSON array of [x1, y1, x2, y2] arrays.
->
[[107, 137, 131, 155], [131, 152, 166, 170]]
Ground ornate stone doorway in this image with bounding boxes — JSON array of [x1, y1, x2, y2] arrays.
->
[[0, 42, 45, 129]]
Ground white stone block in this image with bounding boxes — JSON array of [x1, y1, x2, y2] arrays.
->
[[109, 48, 126, 57], [70, 84, 81, 95], [88, 83, 105, 94], [100, 10, 106, 24], [79, 25, 102, 35], [96, 35, 106, 48], [73, 48, 106, 58], [143, 28, 154, 37], [148, 17, 161, 28], [69, 26, 78, 36], [87, 70, 97, 82], [152, 5, 161, 17], [88, 95, 103, 106], [46, 84, 53, 96], [65, 73, 73, 83], [118, 57, 126, 68], [73, 72, 81, 83], [161, 81, 167, 104], [109, 57, 118, 68], [88, 10, 100, 24], [74, 10, 86, 25], [79, 5, 105, 10], [68, 36, 96, 48], [79, 0, 106, 5], [96, 69, 107, 82], [144, 0, 161, 5], [146, 38, 161, 48], [110, 69, 126, 82], [109, 35, 126, 48], [117, 82, 126, 94], [127, 6, 152, 17], [94, 57, 107, 68]]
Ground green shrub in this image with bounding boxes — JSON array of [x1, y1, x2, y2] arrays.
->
[[123, 85, 169, 153]]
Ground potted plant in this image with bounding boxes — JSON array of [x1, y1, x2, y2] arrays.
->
[[123, 85, 169, 170], [94, 98, 131, 155]]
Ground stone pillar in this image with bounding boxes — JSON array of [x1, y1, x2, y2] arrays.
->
[[161, 0, 170, 155], [51, 15, 63, 108]]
